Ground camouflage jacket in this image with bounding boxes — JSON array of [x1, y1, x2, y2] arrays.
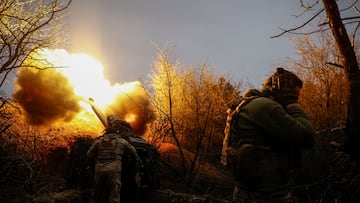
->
[[87, 133, 137, 173]]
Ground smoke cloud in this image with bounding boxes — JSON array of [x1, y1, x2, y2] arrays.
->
[[11, 49, 156, 136], [13, 67, 82, 125], [105, 81, 156, 135]]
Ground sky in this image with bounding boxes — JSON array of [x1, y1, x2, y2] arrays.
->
[[1, 0, 318, 129], [1, 1, 358, 128], [66, 0, 311, 88]]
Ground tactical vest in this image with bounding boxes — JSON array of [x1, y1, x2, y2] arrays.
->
[[95, 133, 126, 172], [97, 137, 124, 161]]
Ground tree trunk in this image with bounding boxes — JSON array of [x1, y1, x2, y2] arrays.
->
[[322, 0, 360, 160]]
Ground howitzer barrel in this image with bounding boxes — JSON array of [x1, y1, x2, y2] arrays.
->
[[88, 98, 161, 190], [88, 98, 107, 128]]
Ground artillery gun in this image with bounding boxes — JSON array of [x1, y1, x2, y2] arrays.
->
[[87, 98, 161, 189], [89, 98, 160, 188], [65, 99, 160, 202]]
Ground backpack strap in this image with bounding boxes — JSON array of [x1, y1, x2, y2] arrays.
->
[[221, 95, 259, 166]]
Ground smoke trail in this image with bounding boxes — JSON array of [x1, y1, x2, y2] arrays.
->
[[12, 67, 82, 125]]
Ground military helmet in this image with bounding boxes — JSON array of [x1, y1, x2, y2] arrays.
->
[[106, 115, 132, 133], [262, 68, 303, 95]]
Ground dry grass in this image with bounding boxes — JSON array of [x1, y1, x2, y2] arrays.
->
[[157, 142, 233, 199], [157, 142, 228, 179]]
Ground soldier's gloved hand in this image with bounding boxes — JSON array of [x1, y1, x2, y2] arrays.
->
[[276, 88, 299, 107]]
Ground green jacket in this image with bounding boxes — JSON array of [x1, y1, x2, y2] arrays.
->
[[229, 96, 315, 193]]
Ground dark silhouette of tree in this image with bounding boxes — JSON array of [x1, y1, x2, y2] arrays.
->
[[322, 0, 360, 161]]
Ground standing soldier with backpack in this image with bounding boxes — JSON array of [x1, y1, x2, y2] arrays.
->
[[87, 115, 139, 203], [226, 68, 315, 202]]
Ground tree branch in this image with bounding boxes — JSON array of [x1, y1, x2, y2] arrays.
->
[[271, 8, 325, 38]]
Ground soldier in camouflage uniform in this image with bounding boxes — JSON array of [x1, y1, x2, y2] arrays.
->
[[87, 115, 138, 203], [227, 68, 315, 203]]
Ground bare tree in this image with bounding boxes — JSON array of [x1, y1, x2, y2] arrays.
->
[[0, 1, 72, 200], [322, 0, 360, 161], [286, 33, 348, 131], [0, 0, 72, 87], [149, 47, 188, 180], [149, 47, 240, 190], [273, 0, 360, 160]]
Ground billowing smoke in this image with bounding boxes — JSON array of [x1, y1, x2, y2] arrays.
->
[[11, 49, 155, 136], [13, 67, 82, 125], [105, 81, 156, 135]]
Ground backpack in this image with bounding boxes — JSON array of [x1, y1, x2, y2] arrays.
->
[[222, 90, 261, 165], [228, 90, 260, 148], [225, 89, 264, 182]]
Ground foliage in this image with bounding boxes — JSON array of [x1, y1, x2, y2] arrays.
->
[[0, 101, 99, 201], [320, 0, 360, 161], [273, 0, 360, 160], [293, 129, 360, 203], [0, 1, 72, 198], [286, 32, 349, 131], [0, 0, 71, 87], [148, 48, 240, 190]]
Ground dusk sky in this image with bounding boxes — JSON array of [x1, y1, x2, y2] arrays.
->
[[67, 0, 319, 88]]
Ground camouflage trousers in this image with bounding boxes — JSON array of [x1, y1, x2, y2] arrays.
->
[[91, 171, 122, 203], [232, 185, 297, 203]]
